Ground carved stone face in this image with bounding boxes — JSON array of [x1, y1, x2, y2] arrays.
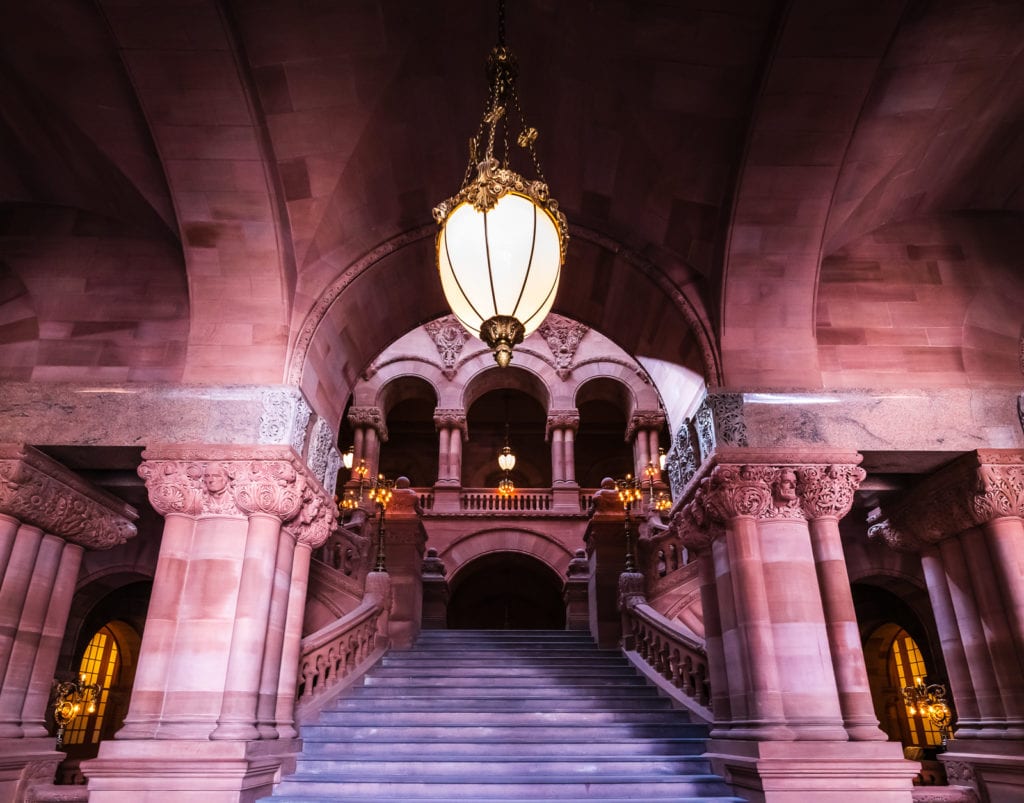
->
[[774, 469, 797, 504], [203, 464, 229, 494]]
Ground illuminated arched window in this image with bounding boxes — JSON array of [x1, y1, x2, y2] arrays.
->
[[889, 629, 943, 749], [63, 626, 119, 746]]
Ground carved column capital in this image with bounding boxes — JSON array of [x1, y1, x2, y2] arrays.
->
[[625, 409, 666, 441], [699, 463, 774, 521], [348, 406, 388, 442], [882, 450, 1024, 545], [283, 484, 336, 548], [433, 408, 467, 436], [546, 409, 580, 439], [0, 444, 137, 550], [796, 463, 866, 520], [673, 500, 720, 553], [232, 459, 307, 520]]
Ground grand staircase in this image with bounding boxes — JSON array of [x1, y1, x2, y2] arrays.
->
[[264, 630, 744, 802]]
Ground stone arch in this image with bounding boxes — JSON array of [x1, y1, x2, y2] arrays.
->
[[441, 526, 575, 583], [461, 365, 551, 417]]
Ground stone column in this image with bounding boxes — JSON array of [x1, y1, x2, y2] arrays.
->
[[799, 465, 887, 741], [626, 410, 665, 480], [84, 445, 334, 803], [0, 445, 137, 802], [349, 406, 388, 480], [678, 449, 914, 802], [432, 409, 466, 513], [583, 485, 629, 647], [274, 543, 312, 741], [547, 410, 580, 512]]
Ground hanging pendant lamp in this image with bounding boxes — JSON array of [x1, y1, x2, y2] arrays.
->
[[433, 0, 568, 368]]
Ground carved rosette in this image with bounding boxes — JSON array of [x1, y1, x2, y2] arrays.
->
[[433, 408, 468, 437], [546, 410, 580, 439], [536, 315, 588, 377], [797, 464, 866, 520], [424, 315, 470, 378], [348, 406, 389, 442], [0, 445, 138, 550], [625, 409, 667, 442]]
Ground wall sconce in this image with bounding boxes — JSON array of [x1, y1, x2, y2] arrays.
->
[[903, 676, 953, 746], [52, 673, 102, 749]]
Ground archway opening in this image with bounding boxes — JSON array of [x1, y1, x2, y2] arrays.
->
[[447, 552, 565, 630]]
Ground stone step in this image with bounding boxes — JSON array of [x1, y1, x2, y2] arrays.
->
[[313, 709, 687, 726], [362, 672, 647, 687], [300, 737, 709, 758], [329, 696, 673, 712], [344, 683, 661, 699], [381, 651, 624, 662], [368, 665, 640, 678], [293, 756, 714, 778], [299, 722, 709, 741], [270, 797, 745, 803], [269, 775, 734, 799]]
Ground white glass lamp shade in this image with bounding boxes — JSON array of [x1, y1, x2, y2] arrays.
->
[[437, 191, 562, 344], [498, 446, 516, 472]]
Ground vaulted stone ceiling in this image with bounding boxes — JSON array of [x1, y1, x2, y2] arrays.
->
[[1, 0, 1021, 413]]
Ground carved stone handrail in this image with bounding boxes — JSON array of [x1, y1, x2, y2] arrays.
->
[[620, 584, 711, 722], [295, 576, 390, 719]]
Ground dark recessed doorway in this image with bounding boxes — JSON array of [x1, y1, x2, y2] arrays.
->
[[447, 552, 566, 630]]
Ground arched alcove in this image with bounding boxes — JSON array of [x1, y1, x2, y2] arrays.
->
[[447, 551, 566, 630]]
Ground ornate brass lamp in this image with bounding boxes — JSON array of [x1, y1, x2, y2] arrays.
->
[[433, 0, 568, 368], [903, 676, 953, 746], [616, 475, 643, 572], [496, 403, 516, 497], [52, 673, 102, 749], [368, 475, 394, 572]]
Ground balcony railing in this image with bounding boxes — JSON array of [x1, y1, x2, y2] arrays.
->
[[413, 487, 597, 515]]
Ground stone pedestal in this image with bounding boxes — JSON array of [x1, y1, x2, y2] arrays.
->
[[551, 485, 582, 513], [429, 485, 462, 514], [941, 740, 1024, 803], [83, 738, 299, 803], [563, 548, 589, 630], [706, 739, 916, 803], [584, 516, 629, 647], [377, 484, 427, 648], [421, 548, 449, 630]]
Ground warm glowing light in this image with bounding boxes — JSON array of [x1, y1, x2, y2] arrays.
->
[[498, 445, 516, 472], [342, 446, 354, 471]]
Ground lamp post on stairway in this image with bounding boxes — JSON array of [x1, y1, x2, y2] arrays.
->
[[615, 474, 642, 572], [367, 474, 395, 572]]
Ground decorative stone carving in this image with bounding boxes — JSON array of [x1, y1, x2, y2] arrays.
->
[[0, 445, 138, 549], [546, 409, 580, 439], [972, 462, 1024, 521], [537, 314, 588, 377], [565, 548, 588, 578], [348, 406, 388, 442], [588, 477, 622, 517], [762, 466, 805, 520], [1018, 391, 1024, 437], [258, 389, 312, 456], [865, 508, 923, 554], [285, 487, 336, 548], [425, 315, 470, 378], [307, 417, 335, 486], [137, 460, 205, 517], [617, 571, 646, 611], [422, 547, 447, 578], [233, 460, 306, 520], [673, 503, 717, 553], [943, 760, 975, 783], [433, 408, 468, 436], [625, 409, 666, 441], [796, 464, 866, 520], [198, 462, 240, 515], [324, 446, 342, 497], [695, 393, 748, 459], [699, 463, 773, 521], [666, 423, 699, 500]]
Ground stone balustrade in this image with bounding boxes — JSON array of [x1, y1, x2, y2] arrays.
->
[[413, 487, 598, 514]]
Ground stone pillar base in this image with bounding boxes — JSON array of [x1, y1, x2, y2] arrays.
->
[[705, 739, 917, 803], [551, 485, 582, 513], [941, 740, 1024, 803], [82, 738, 299, 803], [430, 486, 462, 513], [0, 738, 63, 803]]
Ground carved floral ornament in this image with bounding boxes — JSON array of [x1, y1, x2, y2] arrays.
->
[[137, 454, 336, 548], [671, 461, 866, 552], [0, 447, 138, 550]]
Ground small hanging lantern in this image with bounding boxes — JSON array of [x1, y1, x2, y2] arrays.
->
[[433, 0, 568, 368]]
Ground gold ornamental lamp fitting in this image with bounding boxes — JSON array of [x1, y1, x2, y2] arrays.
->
[[902, 676, 954, 746], [52, 672, 102, 749], [433, 0, 568, 368]]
